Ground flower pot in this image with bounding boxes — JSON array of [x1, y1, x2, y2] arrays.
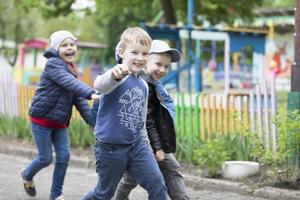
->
[[222, 161, 259, 179]]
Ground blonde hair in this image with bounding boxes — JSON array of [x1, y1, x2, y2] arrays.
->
[[119, 27, 152, 49]]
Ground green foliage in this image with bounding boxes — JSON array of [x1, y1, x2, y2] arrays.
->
[[0, 0, 44, 65], [0, 115, 94, 149], [175, 132, 202, 162], [192, 138, 230, 177], [251, 107, 300, 185], [222, 133, 255, 161], [0, 115, 32, 141], [92, 0, 264, 62], [38, 0, 75, 19], [93, 0, 160, 63], [277, 90, 288, 108], [0, 0, 268, 65], [262, 0, 294, 7], [182, 0, 264, 25], [189, 130, 257, 178], [68, 119, 94, 149]]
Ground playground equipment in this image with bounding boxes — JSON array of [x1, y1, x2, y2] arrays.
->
[[143, 23, 268, 93], [13, 38, 107, 86], [142, 0, 268, 93]]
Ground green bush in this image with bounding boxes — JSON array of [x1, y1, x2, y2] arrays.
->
[[251, 107, 300, 186], [0, 115, 31, 141], [0, 115, 94, 149], [222, 133, 255, 161], [68, 119, 94, 148], [192, 138, 230, 177], [175, 133, 202, 162]]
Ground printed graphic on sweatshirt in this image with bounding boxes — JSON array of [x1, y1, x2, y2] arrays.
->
[[118, 87, 145, 130]]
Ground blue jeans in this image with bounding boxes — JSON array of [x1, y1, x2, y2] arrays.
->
[[22, 123, 70, 199], [82, 138, 167, 200]]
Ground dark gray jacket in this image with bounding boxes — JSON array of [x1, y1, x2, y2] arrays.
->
[[29, 48, 95, 126], [146, 82, 176, 153]]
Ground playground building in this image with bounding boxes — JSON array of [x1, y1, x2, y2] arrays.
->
[[13, 38, 107, 86]]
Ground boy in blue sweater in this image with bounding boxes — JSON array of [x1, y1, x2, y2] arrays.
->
[[114, 40, 190, 200], [82, 27, 167, 200]]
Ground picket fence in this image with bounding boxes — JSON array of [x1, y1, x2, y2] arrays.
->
[[0, 68, 277, 151], [173, 79, 277, 152]]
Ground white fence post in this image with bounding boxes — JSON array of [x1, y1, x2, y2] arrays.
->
[[0, 68, 5, 115], [256, 85, 263, 144], [270, 75, 277, 152], [0, 68, 18, 117], [249, 90, 255, 132], [263, 80, 270, 150], [253, 77, 277, 151]]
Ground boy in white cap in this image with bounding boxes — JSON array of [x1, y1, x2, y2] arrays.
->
[[21, 30, 99, 200], [114, 40, 190, 200]]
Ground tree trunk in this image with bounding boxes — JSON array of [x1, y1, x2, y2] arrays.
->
[[7, 23, 21, 67], [0, 19, 6, 49], [159, 0, 177, 24]]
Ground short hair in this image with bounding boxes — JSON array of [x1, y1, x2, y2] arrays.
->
[[119, 27, 152, 50]]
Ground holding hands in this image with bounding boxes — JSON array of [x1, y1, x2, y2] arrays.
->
[[111, 64, 132, 80]]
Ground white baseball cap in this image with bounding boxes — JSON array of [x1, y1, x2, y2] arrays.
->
[[115, 41, 122, 64], [49, 30, 76, 51], [150, 40, 181, 62]]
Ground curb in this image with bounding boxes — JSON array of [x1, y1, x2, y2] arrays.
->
[[1, 143, 299, 200], [0, 143, 94, 169]]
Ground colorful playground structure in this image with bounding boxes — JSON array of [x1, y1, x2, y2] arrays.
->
[[140, 2, 293, 93], [143, 23, 270, 93], [12, 24, 292, 93], [13, 38, 107, 86]]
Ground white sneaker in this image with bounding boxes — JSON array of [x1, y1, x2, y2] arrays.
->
[[55, 196, 65, 200], [50, 195, 65, 200]]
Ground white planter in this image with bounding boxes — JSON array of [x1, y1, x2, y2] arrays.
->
[[222, 161, 260, 179]]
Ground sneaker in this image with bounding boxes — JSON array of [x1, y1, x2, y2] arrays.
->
[[22, 172, 36, 197], [23, 181, 36, 196]]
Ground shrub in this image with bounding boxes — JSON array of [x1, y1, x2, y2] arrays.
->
[[0, 115, 94, 149], [192, 138, 230, 177], [251, 107, 300, 186]]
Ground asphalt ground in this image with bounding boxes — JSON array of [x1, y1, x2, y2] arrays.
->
[[0, 138, 299, 200]]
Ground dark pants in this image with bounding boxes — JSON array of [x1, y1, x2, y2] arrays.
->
[[114, 153, 190, 200]]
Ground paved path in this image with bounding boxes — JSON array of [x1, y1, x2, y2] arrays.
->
[[0, 153, 269, 200]]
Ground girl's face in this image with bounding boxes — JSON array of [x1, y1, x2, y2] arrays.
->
[[145, 53, 171, 81], [119, 42, 150, 74], [58, 38, 77, 64]]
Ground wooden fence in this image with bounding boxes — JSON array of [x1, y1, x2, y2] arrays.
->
[[0, 68, 277, 151], [0, 68, 87, 120], [174, 78, 277, 152], [0, 68, 18, 117]]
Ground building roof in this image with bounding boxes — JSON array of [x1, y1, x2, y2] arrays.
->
[[20, 38, 107, 49], [234, 7, 294, 33], [253, 6, 294, 16]]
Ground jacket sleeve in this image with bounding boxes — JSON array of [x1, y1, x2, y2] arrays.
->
[[44, 58, 94, 99], [93, 68, 125, 94], [73, 96, 96, 127], [146, 85, 163, 152]]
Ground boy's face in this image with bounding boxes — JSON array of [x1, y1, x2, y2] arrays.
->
[[145, 53, 171, 81], [58, 38, 77, 64], [119, 42, 150, 74]]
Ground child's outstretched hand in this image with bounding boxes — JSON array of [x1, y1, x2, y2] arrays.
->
[[111, 64, 132, 80]]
